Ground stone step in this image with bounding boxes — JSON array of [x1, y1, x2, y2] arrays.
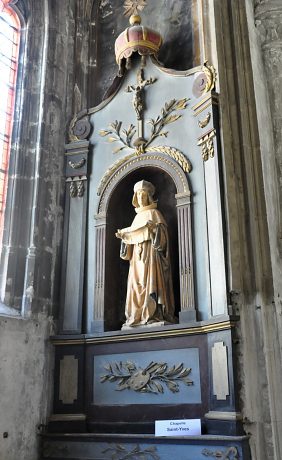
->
[[41, 433, 251, 460]]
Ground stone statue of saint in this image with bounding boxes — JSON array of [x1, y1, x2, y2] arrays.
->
[[116, 180, 175, 328]]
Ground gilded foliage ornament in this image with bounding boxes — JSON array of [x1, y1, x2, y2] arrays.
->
[[202, 61, 217, 93], [100, 360, 193, 394], [99, 96, 191, 174], [146, 146, 191, 173], [198, 112, 211, 129], [102, 444, 159, 460], [197, 129, 216, 162], [99, 97, 189, 152], [202, 447, 239, 460], [145, 98, 189, 148], [99, 121, 136, 154]]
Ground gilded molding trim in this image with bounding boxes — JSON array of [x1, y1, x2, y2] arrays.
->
[[100, 361, 193, 394], [97, 148, 191, 199], [51, 320, 236, 346], [192, 93, 218, 117], [97, 152, 136, 196], [97, 153, 189, 215]]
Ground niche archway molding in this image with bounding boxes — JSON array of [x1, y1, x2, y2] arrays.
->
[[93, 152, 195, 332]]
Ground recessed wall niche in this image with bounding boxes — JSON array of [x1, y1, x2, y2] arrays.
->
[[104, 167, 180, 331]]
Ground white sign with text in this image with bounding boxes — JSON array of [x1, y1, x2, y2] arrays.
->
[[155, 419, 201, 437]]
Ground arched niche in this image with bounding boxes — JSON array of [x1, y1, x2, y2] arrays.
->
[[94, 153, 195, 332]]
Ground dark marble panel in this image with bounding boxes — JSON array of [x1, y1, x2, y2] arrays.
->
[[85, 334, 208, 430]]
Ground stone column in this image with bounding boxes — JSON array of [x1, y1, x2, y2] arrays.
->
[[254, 0, 282, 301]]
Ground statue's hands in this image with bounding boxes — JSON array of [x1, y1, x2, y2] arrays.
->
[[146, 220, 156, 233], [115, 230, 122, 239]]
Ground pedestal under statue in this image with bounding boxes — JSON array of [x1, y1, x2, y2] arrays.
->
[[116, 180, 176, 328]]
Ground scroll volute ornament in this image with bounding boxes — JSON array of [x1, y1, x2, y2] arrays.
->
[[68, 110, 91, 143]]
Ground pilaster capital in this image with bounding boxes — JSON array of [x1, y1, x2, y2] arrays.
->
[[255, 1, 282, 49]]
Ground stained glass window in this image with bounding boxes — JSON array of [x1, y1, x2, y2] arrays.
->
[[0, 3, 20, 244]]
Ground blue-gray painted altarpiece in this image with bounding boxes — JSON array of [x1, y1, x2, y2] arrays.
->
[[42, 2, 251, 459]]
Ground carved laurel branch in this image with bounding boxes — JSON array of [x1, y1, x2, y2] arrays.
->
[[102, 444, 160, 460], [97, 152, 136, 195], [202, 447, 239, 460], [198, 112, 211, 129], [100, 361, 193, 394], [99, 98, 189, 153], [97, 146, 191, 196], [146, 146, 192, 173], [145, 98, 189, 148], [99, 121, 136, 154], [202, 61, 217, 93]]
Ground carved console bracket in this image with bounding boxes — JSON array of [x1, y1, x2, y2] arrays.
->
[[65, 141, 89, 198], [193, 92, 218, 162], [198, 129, 216, 162]]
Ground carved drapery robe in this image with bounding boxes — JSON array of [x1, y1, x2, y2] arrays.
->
[[119, 202, 175, 327]]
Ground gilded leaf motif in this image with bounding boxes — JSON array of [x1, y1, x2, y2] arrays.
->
[[100, 360, 193, 394]]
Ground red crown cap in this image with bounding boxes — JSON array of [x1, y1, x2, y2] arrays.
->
[[115, 15, 162, 71]]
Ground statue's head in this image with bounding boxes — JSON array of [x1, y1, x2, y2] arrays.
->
[[132, 180, 155, 208]]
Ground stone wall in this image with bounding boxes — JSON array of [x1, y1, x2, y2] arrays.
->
[[0, 1, 77, 459], [244, 1, 282, 459], [203, 1, 282, 458], [0, 315, 54, 460]]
